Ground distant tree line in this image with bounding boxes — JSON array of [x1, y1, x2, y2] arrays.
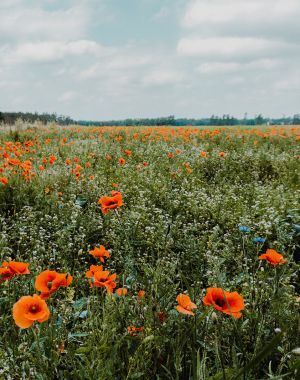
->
[[1, 111, 300, 126], [0, 112, 75, 125], [78, 116, 176, 126]]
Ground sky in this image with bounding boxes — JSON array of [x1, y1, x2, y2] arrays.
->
[[0, 0, 300, 120]]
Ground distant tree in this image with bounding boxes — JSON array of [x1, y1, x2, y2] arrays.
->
[[292, 114, 300, 125], [255, 114, 265, 125]]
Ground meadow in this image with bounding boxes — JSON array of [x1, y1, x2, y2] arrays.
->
[[0, 123, 299, 379]]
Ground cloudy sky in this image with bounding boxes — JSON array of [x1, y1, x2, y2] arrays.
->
[[1, 0, 300, 120]]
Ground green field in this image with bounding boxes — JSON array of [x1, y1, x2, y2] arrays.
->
[[0, 124, 299, 379]]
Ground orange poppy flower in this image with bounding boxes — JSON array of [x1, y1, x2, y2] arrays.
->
[[13, 294, 50, 329], [0, 177, 9, 185], [8, 158, 21, 166], [65, 158, 71, 166], [258, 249, 287, 265], [137, 290, 145, 299], [203, 288, 244, 319], [89, 245, 110, 262], [218, 152, 226, 157], [3, 261, 30, 275], [124, 150, 132, 156], [127, 325, 144, 336], [91, 270, 117, 294], [35, 270, 73, 299], [119, 158, 126, 166], [116, 287, 128, 296], [200, 151, 207, 158], [98, 191, 123, 215], [58, 342, 65, 354], [0, 261, 30, 281], [49, 155, 57, 164], [85, 265, 103, 278], [0, 267, 14, 282], [176, 294, 197, 316]]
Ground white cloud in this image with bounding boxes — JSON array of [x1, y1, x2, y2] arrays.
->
[[58, 91, 78, 102], [142, 69, 184, 86], [196, 59, 281, 74], [182, 0, 300, 28], [5, 40, 103, 64], [197, 62, 241, 74], [78, 52, 152, 80], [0, 0, 23, 7], [0, 80, 21, 89], [177, 37, 292, 58], [0, 4, 89, 42], [274, 75, 300, 91]]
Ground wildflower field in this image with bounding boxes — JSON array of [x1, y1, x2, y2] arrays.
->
[[0, 124, 299, 379]]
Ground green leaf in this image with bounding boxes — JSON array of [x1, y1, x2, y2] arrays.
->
[[292, 224, 300, 233], [68, 332, 90, 339], [75, 346, 90, 354], [75, 197, 88, 207], [73, 297, 88, 311], [233, 331, 284, 379]]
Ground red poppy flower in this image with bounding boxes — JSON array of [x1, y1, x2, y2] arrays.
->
[[258, 249, 287, 265], [203, 288, 244, 319], [49, 155, 57, 164], [0, 267, 14, 282], [0, 177, 9, 185], [158, 311, 167, 322], [98, 191, 123, 215]]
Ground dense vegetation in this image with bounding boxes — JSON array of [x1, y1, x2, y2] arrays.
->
[[0, 124, 299, 379]]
